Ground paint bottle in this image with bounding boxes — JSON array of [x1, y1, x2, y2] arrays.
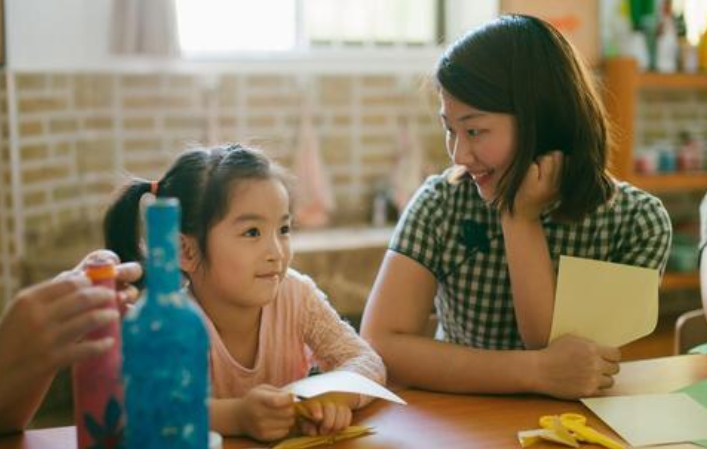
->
[[73, 258, 124, 449], [122, 198, 209, 449]]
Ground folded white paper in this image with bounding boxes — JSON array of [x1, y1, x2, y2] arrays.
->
[[285, 371, 406, 405]]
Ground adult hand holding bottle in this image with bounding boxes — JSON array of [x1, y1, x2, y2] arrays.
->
[[0, 250, 142, 434]]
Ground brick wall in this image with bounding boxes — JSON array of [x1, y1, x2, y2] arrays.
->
[[1, 70, 448, 301], [3, 69, 707, 306]]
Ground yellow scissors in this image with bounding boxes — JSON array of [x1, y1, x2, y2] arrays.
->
[[539, 413, 625, 449]]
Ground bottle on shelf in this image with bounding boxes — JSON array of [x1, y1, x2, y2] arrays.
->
[[122, 198, 210, 449], [72, 259, 124, 449], [656, 0, 679, 73], [677, 130, 704, 171], [700, 27, 707, 72]]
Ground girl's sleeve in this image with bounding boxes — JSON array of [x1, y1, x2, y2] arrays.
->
[[300, 277, 386, 408], [612, 194, 672, 276]]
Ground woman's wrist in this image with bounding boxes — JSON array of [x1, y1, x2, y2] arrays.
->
[[519, 349, 546, 395], [501, 210, 542, 227]]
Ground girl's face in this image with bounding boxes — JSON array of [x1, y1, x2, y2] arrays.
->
[[189, 177, 292, 309], [439, 89, 517, 201]]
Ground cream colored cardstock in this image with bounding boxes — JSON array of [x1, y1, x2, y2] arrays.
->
[[582, 393, 707, 447], [550, 256, 659, 346], [285, 371, 407, 405]]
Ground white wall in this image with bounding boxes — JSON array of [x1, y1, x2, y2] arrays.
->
[[6, 0, 553, 73], [6, 0, 114, 69], [445, 0, 498, 44]]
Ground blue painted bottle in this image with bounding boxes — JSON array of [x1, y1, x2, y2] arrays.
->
[[122, 198, 209, 449]]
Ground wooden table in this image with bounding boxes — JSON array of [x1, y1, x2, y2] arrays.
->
[[2, 355, 706, 449]]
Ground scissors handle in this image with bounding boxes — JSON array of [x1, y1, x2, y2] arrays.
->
[[563, 420, 625, 449], [539, 413, 585, 429]]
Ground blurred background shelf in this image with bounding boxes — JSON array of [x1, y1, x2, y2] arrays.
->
[[603, 57, 707, 186], [626, 173, 707, 192], [662, 271, 700, 291], [640, 72, 707, 89]]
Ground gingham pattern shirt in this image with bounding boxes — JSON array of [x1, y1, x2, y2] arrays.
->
[[390, 169, 672, 350]]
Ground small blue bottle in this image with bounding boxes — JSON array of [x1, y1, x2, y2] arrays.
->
[[122, 198, 209, 449]]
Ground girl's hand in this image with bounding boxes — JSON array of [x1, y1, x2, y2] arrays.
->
[[533, 334, 621, 400], [57, 250, 142, 312], [510, 150, 563, 221], [235, 385, 295, 441], [297, 393, 355, 436]]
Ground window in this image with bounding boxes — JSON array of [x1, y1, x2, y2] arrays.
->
[[303, 0, 439, 47], [176, 0, 297, 54], [176, 0, 444, 56]]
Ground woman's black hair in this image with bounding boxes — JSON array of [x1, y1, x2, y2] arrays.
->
[[435, 14, 614, 221]]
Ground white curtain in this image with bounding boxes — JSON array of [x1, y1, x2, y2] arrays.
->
[[111, 0, 180, 56]]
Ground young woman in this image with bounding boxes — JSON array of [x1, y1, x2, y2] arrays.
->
[[361, 14, 671, 400]]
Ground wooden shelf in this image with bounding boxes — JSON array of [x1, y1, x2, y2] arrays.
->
[[639, 72, 707, 89], [625, 173, 707, 192], [604, 58, 704, 296], [603, 58, 707, 184], [661, 271, 700, 291]]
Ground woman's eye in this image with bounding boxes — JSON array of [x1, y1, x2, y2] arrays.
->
[[467, 129, 482, 137], [244, 228, 260, 237], [280, 225, 291, 235]]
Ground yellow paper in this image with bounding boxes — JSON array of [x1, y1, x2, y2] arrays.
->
[[549, 256, 659, 346], [285, 371, 407, 405], [273, 425, 374, 449], [519, 416, 579, 448], [518, 425, 579, 448], [582, 393, 707, 447]]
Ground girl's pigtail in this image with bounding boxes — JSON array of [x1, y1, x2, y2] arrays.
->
[[103, 180, 152, 267]]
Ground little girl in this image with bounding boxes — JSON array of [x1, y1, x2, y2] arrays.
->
[[103, 144, 385, 442]]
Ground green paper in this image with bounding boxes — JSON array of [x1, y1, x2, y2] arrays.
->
[[677, 379, 707, 447], [689, 343, 707, 355]]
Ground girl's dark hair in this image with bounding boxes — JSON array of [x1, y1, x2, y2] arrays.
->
[[103, 144, 292, 281], [435, 14, 614, 221]]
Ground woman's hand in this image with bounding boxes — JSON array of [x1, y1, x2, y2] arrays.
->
[[234, 384, 295, 441], [0, 250, 143, 433], [57, 249, 142, 312], [533, 334, 621, 400], [297, 392, 356, 436], [0, 276, 121, 381], [510, 150, 563, 221]]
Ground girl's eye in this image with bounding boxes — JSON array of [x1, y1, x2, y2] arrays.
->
[[280, 225, 291, 235], [467, 129, 483, 137], [243, 228, 260, 237]]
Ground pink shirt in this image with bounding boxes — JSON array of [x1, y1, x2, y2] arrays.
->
[[200, 269, 385, 407]]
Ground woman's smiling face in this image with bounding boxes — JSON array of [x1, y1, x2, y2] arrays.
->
[[439, 89, 517, 201]]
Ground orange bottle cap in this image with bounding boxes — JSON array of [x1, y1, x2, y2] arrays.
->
[[85, 260, 118, 281]]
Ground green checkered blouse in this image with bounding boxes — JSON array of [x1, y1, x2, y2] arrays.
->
[[390, 169, 672, 350]]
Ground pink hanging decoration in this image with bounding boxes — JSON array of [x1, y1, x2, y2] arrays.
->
[[391, 115, 424, 213], [293, 100, 335, 228]]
